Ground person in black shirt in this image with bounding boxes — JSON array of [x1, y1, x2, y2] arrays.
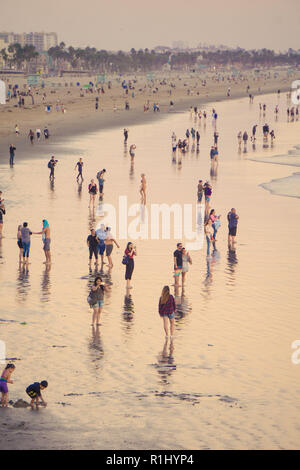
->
[[74, 158, 84, 182], [26, 380, 48, 409], [9, 144, 16, 166], [48, 156, 58, 181], [87, 229, 99, 267], [173, 242, 183, 287]]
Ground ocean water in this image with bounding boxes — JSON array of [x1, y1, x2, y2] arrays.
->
[[1, 92, 300, 449]]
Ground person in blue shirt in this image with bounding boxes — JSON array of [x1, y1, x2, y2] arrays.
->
[[26, 380, 48, 409]]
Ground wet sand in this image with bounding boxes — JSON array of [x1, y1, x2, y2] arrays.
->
[[1, 91, 300, 450]]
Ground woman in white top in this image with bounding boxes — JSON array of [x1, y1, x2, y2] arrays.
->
[[204, 218, 214, 256], [181, 247, 192, 286]]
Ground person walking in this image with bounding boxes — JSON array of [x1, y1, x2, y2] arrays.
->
[[48, 156, 58, 181], [75, 158, 84, 182], [204, 218, 215, 256], [9, 144, 16, 166], [88, 179, 98, 208], [173, 242, 183, 287], [96, 224, 107, 265], [197, 179, 204, 203], [158, 286, 176, 338]]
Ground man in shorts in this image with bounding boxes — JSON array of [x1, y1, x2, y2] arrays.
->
[[227, 208, 239, 248], [33, 219, 51, 265]]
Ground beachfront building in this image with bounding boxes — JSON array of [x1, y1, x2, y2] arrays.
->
[[0, 32, 58, 52]]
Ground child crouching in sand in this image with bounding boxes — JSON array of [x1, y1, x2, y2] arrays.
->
[[26, 380, 48, 409]]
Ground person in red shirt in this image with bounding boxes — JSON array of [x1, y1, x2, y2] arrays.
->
[[158, 285, 176, 338]]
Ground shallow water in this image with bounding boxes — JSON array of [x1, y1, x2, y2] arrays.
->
[[1, 93, 300, 449]]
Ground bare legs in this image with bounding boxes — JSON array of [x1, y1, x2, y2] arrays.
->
[[163, 316, 175, 338]]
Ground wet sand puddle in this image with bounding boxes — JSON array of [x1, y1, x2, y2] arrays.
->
[[1, 92, 300, 449]]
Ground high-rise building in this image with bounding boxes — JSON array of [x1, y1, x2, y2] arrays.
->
[[0, 32, 58, 51]]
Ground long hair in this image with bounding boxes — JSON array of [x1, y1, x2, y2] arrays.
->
[[94, 276, 104, 291], [160, 286, 170, 305]]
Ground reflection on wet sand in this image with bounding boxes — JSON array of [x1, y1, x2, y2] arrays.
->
[[89, 325, 104, 370], [156, 338, 176, 385], [226, 248, 238, 286], [40, 265, 51, 303], [16, 264, 30, 303], [122, 290, 134, 332]]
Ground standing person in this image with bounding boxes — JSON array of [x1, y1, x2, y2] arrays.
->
[[242, 131, 248, 150], [181, 248, 192, 287], [204, 181, 212, 214], [28, 129, 34, 145], [88, 276, 107, 326], [209, 209, 221, 241], [124, 128, 129, 143], [204, 218, 215, 256], [96, 169, 106, 196], [124, 242, 136, 289], [75, 158, 84, 182], [87, 228, 99, 267], [237, 131, 242, 147], [26, 380, 48, 410], [197, 179, 204, 203], [36, 128, 41, 141], [96, 224, 107, 265], [227, 208, 239, 247], [173, 242, 183, 287], [251, 124, 257, 141], [15, 124, 19, 136], [9, 144, 16, 166], [214, 131, 219, 145], [20, 222, 32, 265], [0, 364, 15, 408], [129, 144, 136, 160], [44, 126, 49, 139], [33, 220, 51, 265], [196, 131, 200, 145], [158, 286, 176, 338], [140, 174, 146, 204], [48, 156, 58, 181], [105, 227, 120, 268], [0, 199, 5, 238], [88, 179, 97, 208], [17, 224, 23, 263]]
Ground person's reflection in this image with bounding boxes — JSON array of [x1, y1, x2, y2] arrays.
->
[[88, 208, 96, 230], [204, 249, 220, 289], [122, 288, 134, 332], [89, 325, 104, 369], [210, 162, 218, 181], [156, 338, 176, 385], [16, 264, 30, 303], [77, 181, 82, 198], [226, 247, 238, 283], [175, 291, 191, 319], [124, 142, 128, 157], [130, 160, 135, 179], [49, 179, 55, 192], [40, 264, 51, 303]]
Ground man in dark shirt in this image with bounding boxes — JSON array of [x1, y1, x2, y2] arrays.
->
[[75, 158, 84, 182], [227, 208, 239, 247], [87, 229, 99, 267], [173, 242, 183, 287], [48, 156, 58, 181], [9, 144, 16, 166]]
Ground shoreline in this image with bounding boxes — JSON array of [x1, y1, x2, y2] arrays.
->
[[0, 81, 292, 165]]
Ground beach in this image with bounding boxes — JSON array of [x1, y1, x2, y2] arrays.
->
[[1, 78, 300, 450]]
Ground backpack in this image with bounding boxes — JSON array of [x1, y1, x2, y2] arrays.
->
[[48, 161, 52, 169]]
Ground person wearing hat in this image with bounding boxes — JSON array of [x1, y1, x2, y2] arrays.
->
[[33, 220, 51, 265], [26, 380, 48, 409]]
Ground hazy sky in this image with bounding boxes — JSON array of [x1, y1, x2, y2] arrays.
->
[[1, 0, 299, 51]]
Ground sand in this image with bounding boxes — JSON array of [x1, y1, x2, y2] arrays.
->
[[0, 68, 294, 163]]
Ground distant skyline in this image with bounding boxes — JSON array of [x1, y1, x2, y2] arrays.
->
[[1, 0, 300, 52]]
